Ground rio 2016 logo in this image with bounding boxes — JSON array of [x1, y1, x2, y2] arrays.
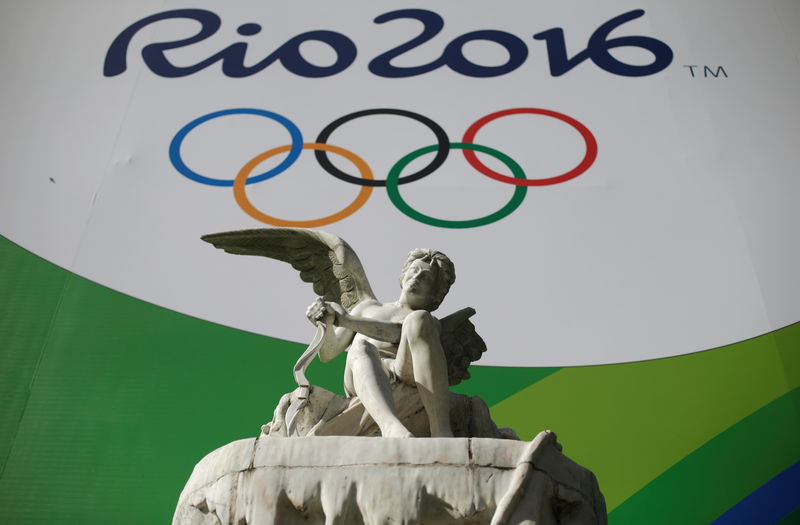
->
[[105, 8, 672, 79], [169, 107, 598, 229]]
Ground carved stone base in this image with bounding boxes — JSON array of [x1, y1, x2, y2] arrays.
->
[[173, 433, 606, 525]]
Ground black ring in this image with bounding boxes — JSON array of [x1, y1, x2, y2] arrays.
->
[[314, 108, 450, 187]]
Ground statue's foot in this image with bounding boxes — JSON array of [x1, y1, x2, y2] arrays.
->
[[383, 430, 414, 438], [381, 422, 414, 438]]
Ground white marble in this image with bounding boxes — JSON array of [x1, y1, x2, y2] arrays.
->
[[174, 432, 606, 525], [203, 229, 487, 438], [262, 383, 516, 440], [192, 229, 606, 524]]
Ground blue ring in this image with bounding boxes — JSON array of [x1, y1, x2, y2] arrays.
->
[[169, 108, 303, 187]]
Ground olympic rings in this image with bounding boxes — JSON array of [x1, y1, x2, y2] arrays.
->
[[170, 108, 303, 187], [170, 106, 597, 229], [387, 143, 527, 228], [233, 143, 373, 228], [462, 108, 597, 186], [314, 108, 449, 187]]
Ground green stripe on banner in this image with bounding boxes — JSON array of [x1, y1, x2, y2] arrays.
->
[[609, 388, 800, 525], [0, 235, 553, 523], [0, 237, 327, 523], [778, 504, 800, 525], [452, 365, 560, 407], [0, 237, 70, 476], [1, 232, 799, 523], [775, 325, 800, 416], [489, 324, 800, 511]]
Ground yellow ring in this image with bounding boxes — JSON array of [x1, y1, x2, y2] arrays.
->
[[233, 143, 373, 228]]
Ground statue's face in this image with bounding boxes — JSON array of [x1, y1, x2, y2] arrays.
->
[[401, 259, 438, 304]]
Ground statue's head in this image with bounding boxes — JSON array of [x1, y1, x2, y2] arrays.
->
[[399, 249, 455, 311]]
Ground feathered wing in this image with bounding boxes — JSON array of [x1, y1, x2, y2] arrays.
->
[[439, 307, 487, 386], [201, 228, 376, 311], [202, 228, 484, 383]]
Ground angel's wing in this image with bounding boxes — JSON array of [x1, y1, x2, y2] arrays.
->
[[201, 228, 376, 311], [439, 307, 487, 386]]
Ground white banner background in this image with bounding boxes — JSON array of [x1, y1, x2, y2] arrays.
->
[[1, 0, 798, 365]]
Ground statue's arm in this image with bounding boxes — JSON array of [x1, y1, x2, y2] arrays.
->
[[306, 299, 355, 362], [317, 324, 355, 363], [337, 299, 402, 344], [308, 298, 402, 345], [337, 314, 402, 345]]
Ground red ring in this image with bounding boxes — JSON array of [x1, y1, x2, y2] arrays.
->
[[461, 108, 598, 186]]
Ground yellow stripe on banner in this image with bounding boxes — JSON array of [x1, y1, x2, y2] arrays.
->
[[489, 324, 800, 511]]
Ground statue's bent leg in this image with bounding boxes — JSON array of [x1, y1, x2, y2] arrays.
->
[[394, 310, 454, 437], [345, 339, 412, 438]]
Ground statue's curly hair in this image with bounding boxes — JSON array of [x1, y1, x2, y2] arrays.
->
[[398, 248, 455, 311]]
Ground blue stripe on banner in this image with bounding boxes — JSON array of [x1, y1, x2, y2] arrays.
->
[[711, 461, 800, 525]]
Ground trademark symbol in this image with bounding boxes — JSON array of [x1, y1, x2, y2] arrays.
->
[[683, 65, 728, 78]]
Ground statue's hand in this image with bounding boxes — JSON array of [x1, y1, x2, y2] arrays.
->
[[305, 298, 345, 326]]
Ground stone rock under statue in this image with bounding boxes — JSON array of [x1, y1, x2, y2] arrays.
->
[[174, 229, 606, 524]]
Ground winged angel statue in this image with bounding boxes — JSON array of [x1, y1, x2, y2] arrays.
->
[[202, 228, 511, 439]]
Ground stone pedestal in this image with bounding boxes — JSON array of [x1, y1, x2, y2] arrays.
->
[[173, 432, 606, 525]]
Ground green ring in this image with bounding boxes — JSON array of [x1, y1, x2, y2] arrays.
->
[[386, 142, 528, 228]]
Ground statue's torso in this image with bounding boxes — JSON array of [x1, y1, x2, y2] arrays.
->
[[349, 299, 438, 358]]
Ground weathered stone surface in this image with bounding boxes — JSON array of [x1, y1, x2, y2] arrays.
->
[[174, 432, 606, 525], [262, 383, 517, 440]]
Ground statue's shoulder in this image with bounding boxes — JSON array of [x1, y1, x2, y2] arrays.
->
[[352, 297, 382, 310]]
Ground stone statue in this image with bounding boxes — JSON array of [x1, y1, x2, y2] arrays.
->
[[201, 228, 492, 439], [174, 228, 607, 524]]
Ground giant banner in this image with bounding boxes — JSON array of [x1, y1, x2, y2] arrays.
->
[[1, 1, 798, 523]]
